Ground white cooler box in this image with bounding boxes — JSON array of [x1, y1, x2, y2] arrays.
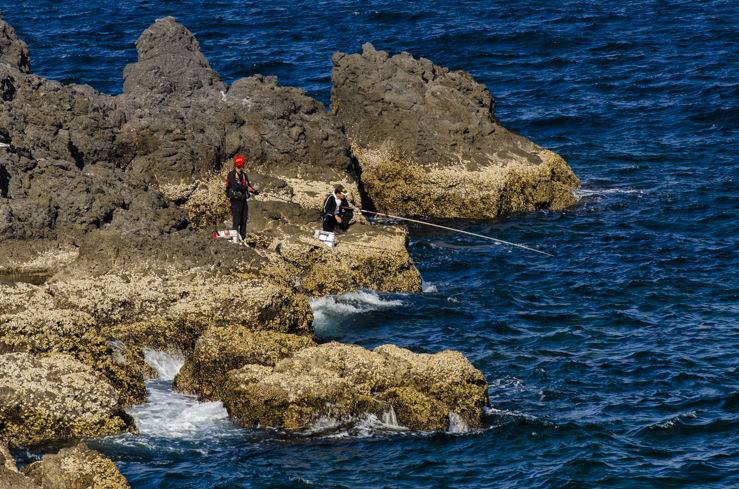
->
[[314, 230, 336, 248]]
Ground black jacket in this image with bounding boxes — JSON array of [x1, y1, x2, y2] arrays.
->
[[225, 169, 255, 203], [322, 193, 348, 218]]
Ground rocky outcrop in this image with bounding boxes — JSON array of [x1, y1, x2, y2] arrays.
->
[[174, 327, 316, 400], [0, 353, 134, 447], [221, 75, 353, 182], [167, 179, 421, 295], [223, 342, 487, 432], [0, 229, 315, 404], [0, 145, 186, 240], [0, 18, 29, 73], [332, 43, 580, 219], [0, 15, 500, 452], [0, 469, 39, 489], [0, 65, 120, 166], [157, 161, 420, 294], [0, 299, 148, 405], [122, 16, 225, 104], [117, 16, 355, 188], [23, 444, 129, 489], [116, 17, 225, 180], [256, 214, 422, 295]]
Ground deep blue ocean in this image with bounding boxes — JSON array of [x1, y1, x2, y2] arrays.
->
[[3, 1, 738, 487]]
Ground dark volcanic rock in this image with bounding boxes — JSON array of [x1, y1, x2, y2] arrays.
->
[[117, 17, 354, 185], [0, 17, 30, 73], [332, 43, 580, 219], [0, 65, 120, 166], [332, 43, 501, 168], [0, 145, 186, 240], [222, 75, 353, 181], [122, 16, 225, 103], [116, 17, 226, 180]]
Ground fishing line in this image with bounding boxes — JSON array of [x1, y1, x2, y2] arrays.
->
[[258, 194, 553, 257], [357, 209, 553, 257]]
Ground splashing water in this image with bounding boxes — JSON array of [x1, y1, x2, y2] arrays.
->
[[303, 412, 409, 439], [447, 412, 470, 434], [124, 382, 232, 441], [113, 350, 235, 442], [573, 187, 644, 200], [143, 349, 185, 381], [382, 407, 401, 428], [421, 280, 438, 293], [310, 290, 404, 333]]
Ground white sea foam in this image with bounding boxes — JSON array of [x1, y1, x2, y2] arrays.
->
[[143, 348, 185, 380], [653, 411, 697, 430], [574, 187, 643, 200], [310, 290, 404, 332], [422, 280, 438, 293], [447, 412, 470, 433], [111, 350, 237, 443], [300, 409, 408, 439], [126, 382, 232, 440]]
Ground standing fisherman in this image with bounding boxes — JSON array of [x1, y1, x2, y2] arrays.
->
[[322, 184, 353, 233], [225, 155, 259, 239]]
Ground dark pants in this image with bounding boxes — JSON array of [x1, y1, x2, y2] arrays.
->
[[322, 213, 350, 232], [231, 200, 248, 238]]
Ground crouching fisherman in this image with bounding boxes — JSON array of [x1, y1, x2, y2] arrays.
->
[[322, 184, 353, 233], [225, 154, 259, 239]]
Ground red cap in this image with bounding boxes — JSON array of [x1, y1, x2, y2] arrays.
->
[[234, 155, 246, 168]]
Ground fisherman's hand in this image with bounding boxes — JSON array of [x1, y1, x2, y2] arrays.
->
[[336, 216, 342, 223]]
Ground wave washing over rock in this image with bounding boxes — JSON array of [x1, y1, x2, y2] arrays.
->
[[123, 350, 233, 442], [310, 290, 405, 333]]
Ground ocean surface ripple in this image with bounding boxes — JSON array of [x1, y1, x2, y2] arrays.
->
[[4, 0, 737, 487]]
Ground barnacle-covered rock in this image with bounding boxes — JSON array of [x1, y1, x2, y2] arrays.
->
[[222, 342, 487, 432], [332, 43, 580, 219], [0, 352, 134, 447]]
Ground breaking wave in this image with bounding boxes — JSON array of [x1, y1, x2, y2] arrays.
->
[[123, 381, 233, 441], [291, 410, 403, 439], [111, 350, 235, 444], [143, 348, 185, 381], [422, 280, 438, 293], [574, 187, 644, 200], [447, 412, 470, 433], [310, 290, 404, 332], [296, 407, 477, 439], [299, 410, 408, 439], [644, 411, 699, 432]]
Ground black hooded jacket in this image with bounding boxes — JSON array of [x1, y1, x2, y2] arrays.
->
[[225, 169, 254, 203], [322, 193, 348, 218]]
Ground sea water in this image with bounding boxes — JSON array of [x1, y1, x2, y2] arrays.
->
[[3, 0, 737, 487]]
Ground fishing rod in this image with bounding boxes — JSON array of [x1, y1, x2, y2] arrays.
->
[[259, 193, 553, 257], [355, 208, 553, 257]]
